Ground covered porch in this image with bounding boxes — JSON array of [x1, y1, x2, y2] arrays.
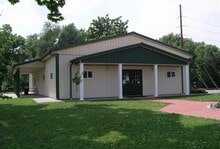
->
[[13, 59, 45, 97], [70, 63, 190, 100], [70, 43, 190, 100]]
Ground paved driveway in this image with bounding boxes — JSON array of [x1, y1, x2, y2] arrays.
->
[[156, 100, 220, 120]]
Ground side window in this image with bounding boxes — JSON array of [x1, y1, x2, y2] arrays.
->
[[50, 73, 54, 79], [88, 71, 93, 78], [83, 71, 87, 78], [171, 72, 176, 77], [167, 71, 176, 78], [167, 72, 171, 78], [84, 71, 93, 79]]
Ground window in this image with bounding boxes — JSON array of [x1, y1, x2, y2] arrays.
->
[[167, 72, 171, 78], [50, 73, 54, 79], [167, 71, 176, 78], [83, 71, 87, 78], [43, 74, 45, 80], [84, 71, 93, 78], [171, 72, 176, 77], [88, 71, 93, 78]]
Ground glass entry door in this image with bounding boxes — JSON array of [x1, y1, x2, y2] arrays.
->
[[122, 70, 143, 97]]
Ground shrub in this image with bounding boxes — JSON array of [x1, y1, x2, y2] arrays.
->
[[191, 88, 207, 94], [215, 102, 220, 108], [0, 95, 12, 99]]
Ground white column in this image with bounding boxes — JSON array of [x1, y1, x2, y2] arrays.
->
[[29, 73, 33, 92], [118, 64, 123, 99], [79, 63, 84, 100], [185, 65, 190, 95], [154, 65, 159, 97]]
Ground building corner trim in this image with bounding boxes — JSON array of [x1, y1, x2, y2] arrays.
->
[[55, 54, 60, 99]]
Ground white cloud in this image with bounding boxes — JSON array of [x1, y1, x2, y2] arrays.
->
[[0, 0, 220, 47]]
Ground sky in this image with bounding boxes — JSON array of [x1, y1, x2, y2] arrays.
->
[[0, 0, 220, 47]]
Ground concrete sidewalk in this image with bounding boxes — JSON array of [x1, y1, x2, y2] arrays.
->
[[206, 89, 220, 94], [33, 97, 62, 104]]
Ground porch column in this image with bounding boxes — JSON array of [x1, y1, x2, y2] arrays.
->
[[154, 65, 159, 97], [183, 64, 190, 95], [79, 63, 84, 100], [118, 64, 123, 99], [29, 73, 33, 93]]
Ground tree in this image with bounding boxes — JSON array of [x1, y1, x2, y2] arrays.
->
[[25, 34, 41, 59], [56, 23, 86, 49], [23, 15, 129, 57], [0, 24, 26, 91], [8, 0, 65, 22], [87, 14, 128, 40], [160, 33, 220, 88], [38, 22, 61, 56]]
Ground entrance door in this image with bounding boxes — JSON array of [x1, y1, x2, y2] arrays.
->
[[122, 70, 143, 97]]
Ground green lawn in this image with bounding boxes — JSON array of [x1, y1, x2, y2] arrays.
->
[[169, 93, 220, 101], [1, 98, 220, 149]]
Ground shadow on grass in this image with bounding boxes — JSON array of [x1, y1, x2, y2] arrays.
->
[[0, 101, 220, 149]]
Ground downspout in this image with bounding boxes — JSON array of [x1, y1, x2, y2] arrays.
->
[[55, 54, 60, 99], [69, 62, 73, 99]]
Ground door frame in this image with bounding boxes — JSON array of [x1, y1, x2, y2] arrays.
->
[[122, 69, 143, 97]]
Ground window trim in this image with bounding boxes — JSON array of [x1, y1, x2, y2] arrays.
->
[[83, 71, 93, 79]]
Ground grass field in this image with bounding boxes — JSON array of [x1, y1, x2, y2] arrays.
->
[[0, 96, 220, 149], [168, 93, 220, 101]]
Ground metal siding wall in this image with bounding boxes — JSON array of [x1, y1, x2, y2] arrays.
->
[[158, 66, 182, 95], [83, 65, 118, 98], [44, 56, 56, 98], [56, 35, 190, 59], [59, 55, 77, 99], [132, 35, 191, 59], [56, 35, 140, 57]]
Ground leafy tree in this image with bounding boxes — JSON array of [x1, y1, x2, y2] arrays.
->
[[0, 24, 26, 91], [25, 34, 41, 58], [160, 33, 220, 88], [8, 0, 65, 22], [56, 23, 86, 49], [24, 15, 129, 57], [38, 22, 61, 56], [87, 14, 128, 40]]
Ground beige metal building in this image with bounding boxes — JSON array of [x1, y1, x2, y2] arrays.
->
[[14, 32, 192, 100]]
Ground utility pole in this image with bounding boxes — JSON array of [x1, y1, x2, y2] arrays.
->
[[179, 4, 184, 48]]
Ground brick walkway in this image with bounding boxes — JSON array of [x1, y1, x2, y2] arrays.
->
[[156, 100, 220, 120]]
